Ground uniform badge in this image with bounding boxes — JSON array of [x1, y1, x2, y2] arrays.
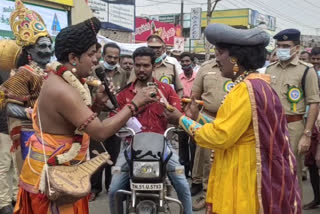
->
[[223, 80, 234, 92], [287, 87, 303, 112], [160, 75, 171, 85], [283, 35, 288, 40]]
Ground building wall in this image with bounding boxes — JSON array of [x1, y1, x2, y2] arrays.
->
[[301, 35, 320, 48], [71, 0, 94, 25], [99, 29, 133, 43]]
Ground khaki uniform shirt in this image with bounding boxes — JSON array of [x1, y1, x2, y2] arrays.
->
[[265, 56, 320, 115], [192, 59, 232, 116], [93, 65, 128, 92], [128, 60, 183, 93], [107, 66, 128, 91], [118, 67, 133, 84]]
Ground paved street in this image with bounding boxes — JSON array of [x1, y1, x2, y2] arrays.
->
[[89, 177, 320, 214]]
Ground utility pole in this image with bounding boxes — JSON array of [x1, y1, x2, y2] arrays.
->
[[205, 0, 221, 60], [180, 0, 184, 31]]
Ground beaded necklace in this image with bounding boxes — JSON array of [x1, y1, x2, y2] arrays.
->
[[29, 61, 47, 77]]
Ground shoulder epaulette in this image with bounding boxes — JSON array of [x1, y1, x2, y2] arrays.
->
[[163, 60, 175, 67], [201, 59, 216, 67], [266, 61, 278, 68], [298, 60, 313, 68]]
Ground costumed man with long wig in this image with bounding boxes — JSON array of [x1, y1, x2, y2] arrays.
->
[[0, 0, 52, 173], [165, 24, 301, 214], [14, 14, 157, 213]]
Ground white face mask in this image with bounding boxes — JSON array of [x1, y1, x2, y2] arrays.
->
[[103, 61, 117, 71], [276, 47, 297, 61]]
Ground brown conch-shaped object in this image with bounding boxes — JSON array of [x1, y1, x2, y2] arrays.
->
[[0, 39, 21, 72]]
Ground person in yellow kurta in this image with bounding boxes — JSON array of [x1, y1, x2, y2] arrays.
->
[[165, 24, 301, 214]]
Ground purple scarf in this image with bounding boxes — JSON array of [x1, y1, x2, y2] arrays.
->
[[245, 76, 301, 214]]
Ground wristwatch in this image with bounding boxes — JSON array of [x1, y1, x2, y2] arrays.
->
[[304, 130, 312, 137]]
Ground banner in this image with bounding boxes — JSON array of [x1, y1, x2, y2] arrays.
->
[[249, 10, 276, 31], [97, 34, 146, 55], [45, 0, 73, 6], [135, 17, 182, 46], [0, 0, 68, 39], [190, 8, 201, 40]]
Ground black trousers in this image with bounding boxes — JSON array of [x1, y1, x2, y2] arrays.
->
[[178, 131, 196, 178], [89, 135, 121, 194], [308, 164, 320, 202]]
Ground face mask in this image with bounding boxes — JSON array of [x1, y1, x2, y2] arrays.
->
[[103, 61, 117, 71], [264, 60, 270, 67], [155, 53, 167, 64], [276, 47, 297, 61], [182, 64, 193, 71]]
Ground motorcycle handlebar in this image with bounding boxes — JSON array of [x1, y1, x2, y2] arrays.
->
[[117, 126, 184, 140]]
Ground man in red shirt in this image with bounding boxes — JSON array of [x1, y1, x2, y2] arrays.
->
[[108, 47, 192, 214]]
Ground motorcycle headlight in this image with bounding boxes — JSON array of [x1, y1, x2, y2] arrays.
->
[[133, 161, 160, 178]]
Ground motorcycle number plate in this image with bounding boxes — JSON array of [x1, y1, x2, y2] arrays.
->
[[130, 182, 163, 191]]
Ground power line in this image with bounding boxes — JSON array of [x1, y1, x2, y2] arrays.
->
[[247, 0, 316, 29], [303, 0, 320, 10], [220, 0, 317, 32], [144, 0, 206, 5], [289, 0, 320, 16]]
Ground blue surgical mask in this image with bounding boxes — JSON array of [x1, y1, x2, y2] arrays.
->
[[264, 60, 270, 67], [103, 61, 117, 71], [276, 48, 291, 61], [155, 53, 167, 64]]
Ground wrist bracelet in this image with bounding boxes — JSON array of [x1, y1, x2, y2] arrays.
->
[[131, 100, 139, 111], [126, 103, 136, 116], [77, 112, 98, 131]]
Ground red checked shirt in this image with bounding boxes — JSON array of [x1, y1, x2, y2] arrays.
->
[[116, 78, 182, 134]]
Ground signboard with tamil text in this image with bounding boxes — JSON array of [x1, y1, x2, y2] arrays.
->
[[87, 0, 135, 31], [190, 8, 201, 40], [87, 0, 109, 22], [109, 3, 134, 31]]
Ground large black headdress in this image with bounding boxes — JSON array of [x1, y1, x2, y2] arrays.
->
[[55, 17, 101, 63]]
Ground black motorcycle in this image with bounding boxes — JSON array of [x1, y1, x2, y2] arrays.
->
[[113, 127, 184, 214]]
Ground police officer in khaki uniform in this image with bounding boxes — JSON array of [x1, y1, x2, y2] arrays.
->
[[190, 59, 233, 211], [100, 43, 128, 91], [266, 29, 320, 193], [128, 35, 184, 96]]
